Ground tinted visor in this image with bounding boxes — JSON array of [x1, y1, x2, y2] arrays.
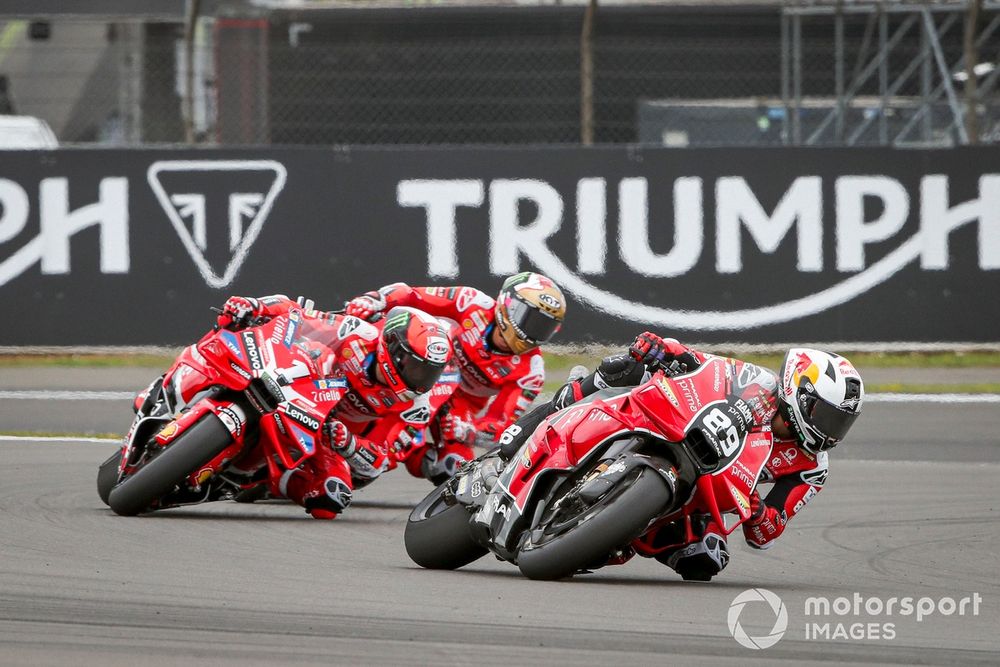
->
[[389, 339, 444, 394], [507, 296, 560, 344], [804, 396, 859, 443]]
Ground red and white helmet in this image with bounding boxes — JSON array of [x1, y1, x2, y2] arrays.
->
[[376, 307, 453, 401], [778, 348, 864, 453]]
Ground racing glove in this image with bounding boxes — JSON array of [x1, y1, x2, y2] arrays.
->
[[323, 418, 387, 482], [629, 332, 700, 373], [439, 414, 476, 445], [742, 490, 784, 550], [323, 418, 356, 455], [345, 291, 387, 322], [218, 296, 262, 329]]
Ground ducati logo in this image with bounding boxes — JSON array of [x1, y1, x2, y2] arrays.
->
[[147, 160, 287, 288]]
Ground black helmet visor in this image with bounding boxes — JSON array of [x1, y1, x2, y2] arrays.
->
[[507, 296, 560, 344]]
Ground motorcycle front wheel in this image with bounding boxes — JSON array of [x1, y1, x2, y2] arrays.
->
[[404, 482, 487, 570], [517, 467, 672, 581], [108, 413, 233, 517]]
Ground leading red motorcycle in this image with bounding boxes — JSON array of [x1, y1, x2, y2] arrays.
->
[[404, 355, 773, 580]]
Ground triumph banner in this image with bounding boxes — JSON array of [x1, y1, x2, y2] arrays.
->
[[0, 147, 997, 345]]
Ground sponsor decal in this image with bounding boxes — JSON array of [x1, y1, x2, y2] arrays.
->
[[284, 403, 321, 431], [272, 412, 287, 435], [657, 377, 681, 408], [491, 494, 510, 519], [343, 389, 376, 415], [147, 160, 287, 288], [220, 330, 243, 359], [357, 447, 378, 466], [401, 405, 431, 424], [337, 316, 362, 340], [801, 467, 829, 486], [241, 330, 263, 371], [283, 310, 300, 348], [425, 337, 450, 363], [729, 460, 756, 487], [290, 425, 315, 454], [537, 292, 562, 310], [229, 361, 252, 380], [733, 487, 751, 515], [158, 421, 180, 441], [216, 404, 245, 437], [793, 485, 819, 513], [315, 378, 347, 390], [677, 378, 702, 412]]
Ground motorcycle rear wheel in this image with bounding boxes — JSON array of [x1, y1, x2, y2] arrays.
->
[[97, 450, 123, 506], [405, 482, 487, 570], [108, 413, 233, 517], [517, 467, 672, 581]]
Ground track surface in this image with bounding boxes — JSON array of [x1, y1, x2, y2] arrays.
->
[[0, 368, 998, 665]]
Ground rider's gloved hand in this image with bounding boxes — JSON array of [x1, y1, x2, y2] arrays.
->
[[345, 291, 387, 322], [596, 353, 645, 387], [323, 419, 356, 456], [629, 332, 679, 366], [742, 490, 779, 550], [218, 296, 261, 329], [440, 414, 476, 445]]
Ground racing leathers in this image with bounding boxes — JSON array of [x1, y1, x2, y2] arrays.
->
[[218, 295, 444, 518], [498, 333, 829, 580], [347, 283, 545, 482]]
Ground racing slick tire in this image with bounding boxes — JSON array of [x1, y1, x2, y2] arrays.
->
[[517, 467, 672, 581], [405, 483, 488, 570], [108, 413, 233, 517]]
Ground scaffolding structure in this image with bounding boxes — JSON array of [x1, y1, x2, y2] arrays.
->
[[781, 1, 1000, 146]]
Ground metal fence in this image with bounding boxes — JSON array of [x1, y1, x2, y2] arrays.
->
[[0, 2, 996, 147]]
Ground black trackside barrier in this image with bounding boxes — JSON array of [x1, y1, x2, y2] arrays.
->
[[0, 146, 997, 345]]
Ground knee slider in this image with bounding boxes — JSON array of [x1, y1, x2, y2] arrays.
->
[[305, 476, 353, 514], [662, 532, 730, 581]]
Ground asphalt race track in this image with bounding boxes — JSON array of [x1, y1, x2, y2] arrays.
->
[[0, 369, 998, 665]]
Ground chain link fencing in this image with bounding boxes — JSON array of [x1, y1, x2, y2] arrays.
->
[[0, 2, 996, 147]]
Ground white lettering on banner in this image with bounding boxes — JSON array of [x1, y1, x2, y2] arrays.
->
[[620, 176, 702, 277], [147, 160, 287, 289], [0, 177, 129, 287], [716, 176, 822, 273], [921, 175, 1000, 270], [398, 179, 484, 279], [836, 176, 909, 271], [489, 179, 563, 275], [576, 177, 606, 275], [398, 175, 1000, 330]]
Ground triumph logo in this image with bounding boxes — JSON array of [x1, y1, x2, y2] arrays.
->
[[148, 160, 287, 289], [399, 175, 1000, 330], [728, 588, 788, 649]]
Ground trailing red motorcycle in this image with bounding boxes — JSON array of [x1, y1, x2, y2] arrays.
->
[[404, 356, 773, 580], [98, 304, 356, 516]]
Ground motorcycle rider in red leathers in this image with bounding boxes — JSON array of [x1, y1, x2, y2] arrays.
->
[[345, 272, 567, 483], [498, 332, 864, 581], [216, 295, 454, 519]]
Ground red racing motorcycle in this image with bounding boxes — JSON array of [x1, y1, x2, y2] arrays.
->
[[97, 304, 352, 516], [404, 356, 773, 580]]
